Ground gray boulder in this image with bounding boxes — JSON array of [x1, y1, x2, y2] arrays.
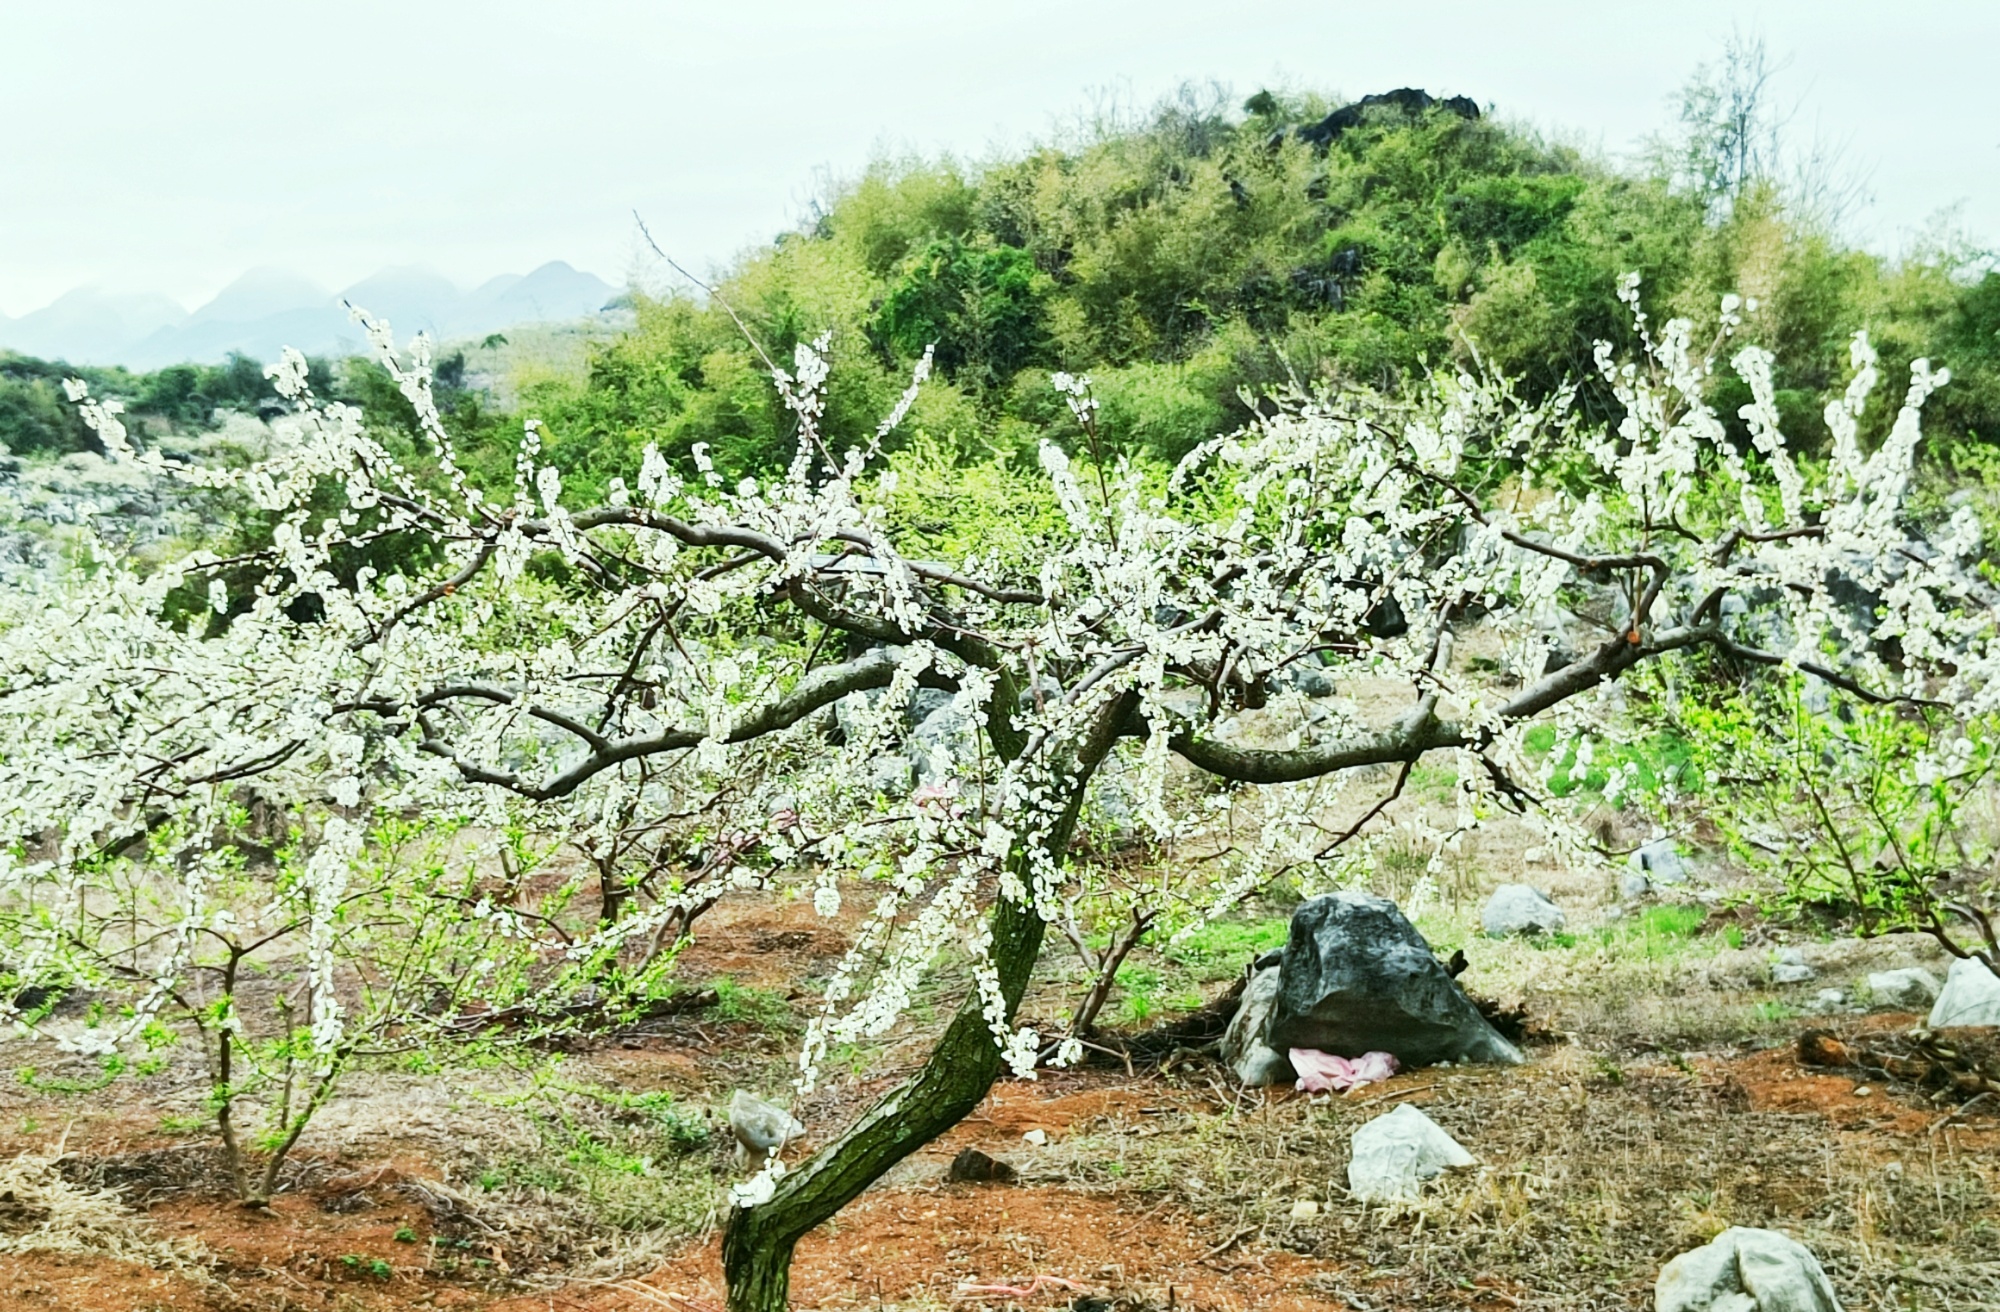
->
[[908, 702, 978, 787], [1631, 839, 1689, 885], [1282, 662, 1336, 698], [1655, 1226, 1842, 1312], [833, 688, 885, 744], [1085, 768, 1140, 847], [1481, 884, 1565, 938], [1220, 966, 1296, 1086], [1771, 948, 1816, 986], [728, 1090, 804, 1168], [1866, 967, 1941, 1012], [1620, 868, 1655, 900], [906, 686, 955, 728], [1928, 957, 2000, 1028], [864, 754, 914, 798], [1268, 892, 1523, 1067], [1014, 675, 1064, 713], [1346, 1104, 1475, 1203]]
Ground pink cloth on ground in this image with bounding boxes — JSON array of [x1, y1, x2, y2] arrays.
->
[[1290, 1048, 1399, 1093]]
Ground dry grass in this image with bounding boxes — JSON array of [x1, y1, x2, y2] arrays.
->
[[0, 1149, 205, 1270], [1029, 1051, 2000, 1310]]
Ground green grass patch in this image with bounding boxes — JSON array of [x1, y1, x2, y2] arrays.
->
[[705, 976, 793, 1028], [1594, 903, 1706, 959], [1523, 723, 1701, 800], [1160, 918, 1289, 982]]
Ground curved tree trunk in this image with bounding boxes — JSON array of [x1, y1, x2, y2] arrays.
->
[[720, 885, 1048, 1310], [721, 689, 1132, 1311]]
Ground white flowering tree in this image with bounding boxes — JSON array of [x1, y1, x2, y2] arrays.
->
[[1, 283, 1992, 1307]]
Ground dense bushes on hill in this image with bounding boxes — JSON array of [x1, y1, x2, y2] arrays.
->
[[8, 75, 1997, 511], [502, 83, 1998, 500]]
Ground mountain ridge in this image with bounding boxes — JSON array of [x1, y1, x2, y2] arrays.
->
[[0, 262, 619, 368]]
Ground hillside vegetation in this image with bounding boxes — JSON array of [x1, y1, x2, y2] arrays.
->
[[501, 82, 2000, 501], [9, 79, 1998, 512]]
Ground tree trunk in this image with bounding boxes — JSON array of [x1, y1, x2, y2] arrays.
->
[[721, 879, 1047, 1310], [720, 681, 1135, 1311], [720, 785, 1109, 1310]]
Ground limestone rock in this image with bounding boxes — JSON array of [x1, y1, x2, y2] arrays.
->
[[1481, 884, 1565, 938], [1631, 839, 1689, 886], [1929, 957, 2000, 1028], [1294, 88, 1481, 150], [908, 701, 977, 787], [1282, 662, 1336, 698], [1269, 892, 1523, 1067], [1771, 948, 1816, 986], [1866, 967, 1941, 1011], [1220, 966, 1296, 1086], [1655, 1226, 1842, 1312], [1345, 1104, 1475, 1203], [728, 1091, 803, 1167], [906, 686, 954, 728], [865, 754, 914, 798], [1014, 675, 1063, 713], [832, 688, 884, 744]]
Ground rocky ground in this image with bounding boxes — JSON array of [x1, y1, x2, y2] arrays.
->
[[2, 855, 1996, 1312]]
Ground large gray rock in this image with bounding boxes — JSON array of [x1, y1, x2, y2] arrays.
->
[[833, 688, 885, 744], [1631, 839, 1689, 885], [1269, 892, 1523, 1066], [1481, 884, 1565, 937], [1655, 1226, 1842, 1312], [1346, 1103, 1475, 1203], [864, 754, 914, 798], [1220, 966, 1295, 1086], [906, 686, 955, 728], [1928, 956, 2000, 1028], [1866, 967, 1941, 1012], [908, 702, 978, 787], [1282, 662, 1336, 698], [1014, 675, 1064, 713]]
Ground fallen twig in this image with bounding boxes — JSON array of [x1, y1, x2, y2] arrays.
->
[[1200, 1224, 1258, 1260], [955, 1274, 1090, 1300], [1356, 1082, 1438, 1106]]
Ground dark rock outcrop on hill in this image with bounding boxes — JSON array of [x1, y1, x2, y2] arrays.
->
[[1289, 88, 1481, 149]]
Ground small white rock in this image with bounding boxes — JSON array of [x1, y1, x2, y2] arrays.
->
[[1481, 883, 1566, 937], [1771, 948, 1816, 985], [1289, 1198, 1320, 1220], [1928, 957, 2000, 1027], [1022, 1128, 1048, 1146], [1655, 1226, 1843, 1312], [1865, 967, 1941, 1011], [727, 1091, 804, 1167], [1346, 1104, 1475, 1204]]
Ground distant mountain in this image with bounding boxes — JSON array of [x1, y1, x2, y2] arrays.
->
[[0, 263, 620, 368], [453, 263, 619, 338], [185, 267, 331, 328], [0, 289, 191, 365]]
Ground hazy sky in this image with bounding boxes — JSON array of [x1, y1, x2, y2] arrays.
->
[[3, 1, 1995, 316]]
